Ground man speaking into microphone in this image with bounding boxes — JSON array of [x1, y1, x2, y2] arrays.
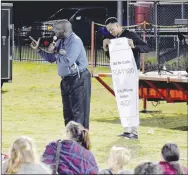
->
[[29, 19, 91, 129]]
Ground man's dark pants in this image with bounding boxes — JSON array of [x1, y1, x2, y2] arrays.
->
[[60, 69, 91, 129]]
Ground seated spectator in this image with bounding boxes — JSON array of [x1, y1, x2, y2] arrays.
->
[[2, 136, 52, 174], [99, 146, 133, 174], [42, 121, 99, 174], [159, 143, 188, 175], [134, 162, 163, 174], [2, 153, 9, 161]]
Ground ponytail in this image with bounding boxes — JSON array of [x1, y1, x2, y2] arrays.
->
[[82, 129, 91, 150], [66, 121, 91, 150]]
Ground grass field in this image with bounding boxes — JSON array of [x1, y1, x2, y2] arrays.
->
[[1, 62, 188, 170]]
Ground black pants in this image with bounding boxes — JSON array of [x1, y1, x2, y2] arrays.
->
[[60, 69, 91, 129]]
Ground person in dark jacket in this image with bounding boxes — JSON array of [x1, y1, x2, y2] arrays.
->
[[103, 17, 150, 139]]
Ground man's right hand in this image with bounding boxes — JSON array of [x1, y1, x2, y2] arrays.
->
[[29, 36, 41, 50], [103, 38, 110, 52], [47, 43, 56, 53]]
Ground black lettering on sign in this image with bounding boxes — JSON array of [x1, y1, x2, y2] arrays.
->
[[120, 95, 128, 98], [117, 89, 133, 94], [112, 68, 135, 75], [122, 60, 131, 64], [117, 90, 122, 93], [122, 89, 133, 92], [120, 100, 131, 106]]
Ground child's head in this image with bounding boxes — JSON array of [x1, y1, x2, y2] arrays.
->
[[65, 121, 91, 150], [134, 162, 163, 174], [108, 146, 131, 170], [161, 143, 180, 162], [6, 136, 39, 174], [161, 143, 183, 174]]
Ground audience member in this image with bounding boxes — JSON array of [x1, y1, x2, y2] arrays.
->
[[2, 136, 51, 174], [99, 146, 133, 174], [134, 161, 163, 174], [159, 143, 188, 175], [2, 153, 9, 161], [42, 121, 99, 174]]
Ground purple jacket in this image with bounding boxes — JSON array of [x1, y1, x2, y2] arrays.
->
[[159, 161, 188, 175], [42, 140, 99, 174]]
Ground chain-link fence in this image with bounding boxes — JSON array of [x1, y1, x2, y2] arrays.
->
[[14, 26, 108, 66], [14, 30, 94, 64], [157, 3, 188, 72], [13, 1, 188, 71], [128, 1, 188, 72]]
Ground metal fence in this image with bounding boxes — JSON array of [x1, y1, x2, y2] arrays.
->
[[14, 30, 91, 62], [128, 1, 188, 72], [14, 29, 109, 66], [13, 1, 188, 72]]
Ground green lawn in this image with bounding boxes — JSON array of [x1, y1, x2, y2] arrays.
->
[[1, 62, 187, 170]]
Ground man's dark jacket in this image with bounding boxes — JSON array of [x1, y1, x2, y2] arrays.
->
[[105, 29, 150, 69]]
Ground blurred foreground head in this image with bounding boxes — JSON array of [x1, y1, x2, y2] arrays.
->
[[65, 121, 91, 150], [108, 146, 131, 173], [6, 136, 39, 174], [161, 143, 180, 162], [134, 162, 163, 174]]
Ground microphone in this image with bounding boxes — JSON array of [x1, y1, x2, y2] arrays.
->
[[53, 35, 57, 41], [53, 35, 58, 45], [46, 36, 58, 53]]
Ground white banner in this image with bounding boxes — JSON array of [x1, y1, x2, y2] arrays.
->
[[109, 37, 139, 128]]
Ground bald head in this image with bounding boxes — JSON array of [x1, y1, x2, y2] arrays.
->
[[54, 19, 72, 39]]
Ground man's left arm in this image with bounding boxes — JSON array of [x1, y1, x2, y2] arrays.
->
[[62, 38, 82, 67], [131, 32, 150, 53]]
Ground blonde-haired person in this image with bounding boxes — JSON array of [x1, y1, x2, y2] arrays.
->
[[99, 146, 133, 174], [2, 136, 52, 174], [42, 121, 99, 174]]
